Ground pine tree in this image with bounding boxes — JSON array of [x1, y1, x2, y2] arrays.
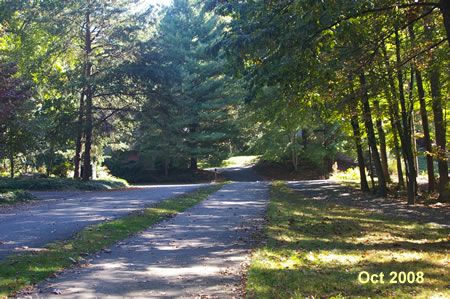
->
[[138, 0, 242, 171]]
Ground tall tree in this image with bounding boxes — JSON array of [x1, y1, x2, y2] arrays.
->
[[137, 0, 242, 171]]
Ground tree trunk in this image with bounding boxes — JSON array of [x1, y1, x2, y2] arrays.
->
[[374, 101, 390, 183], [359, 72, 387, 197], [164, 159, 169, 177], [415, 68, 435, 192], [439, 0, 450, 47], [74, 92, 85, 179], [429, 65, 449, 200], [190, 157, 198, 170], [82, 9, 93, 182], [47, 142, 55, 177], [9, 153, 14, 178], [391, 117, 405, 188], [290, 133, 298, 171], [381, 40, 409, 189], [395, 28, 416, 204], [367, 147, 375, 191], [350, 115, 370, 192]]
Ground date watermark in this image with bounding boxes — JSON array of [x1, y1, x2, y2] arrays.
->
[[358, 271, 424, 284]]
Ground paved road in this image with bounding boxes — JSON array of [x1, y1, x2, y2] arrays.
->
[[288, 180, 450, 227], [216, 164, 263, 182], [32, 180, 269, 297], [0, 184, 210, 261]]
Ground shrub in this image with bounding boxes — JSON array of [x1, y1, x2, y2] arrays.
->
[[52, 162, 72, 177]]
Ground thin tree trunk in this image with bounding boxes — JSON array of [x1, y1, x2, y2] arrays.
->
[[415, 68, 435, 192], [391, 117, 405, 188], [9, 153, 14, 178], [290, 133, 298, 171], [407, 67, 418, 181], [82, 9, 93, 182], [351, 115, 370, 192], [429, 65, 449, 200], [47, 142, 55, 177], [367, 147, 375, 191], [360, 72, 387, 197], [374, 101, 390, 183], [74, 92, 85, 179], [164, 159, 169, 177], [381, 41, 409, 188], [395, 28, 416, 204]]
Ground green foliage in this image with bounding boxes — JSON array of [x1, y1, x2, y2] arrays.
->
[[52, 162, 72, 178], [135, 0, 243, 172]]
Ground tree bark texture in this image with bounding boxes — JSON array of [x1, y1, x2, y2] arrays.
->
[[374, 101, 390, 183], [429, 65, 449, 200], [82, 9, 93, 181], [74, 92, 85, 179], [395, 28, 416, 204], [351, 115, 370, 192], [415, 67, 435, 192], [359, 72, 388, 197]]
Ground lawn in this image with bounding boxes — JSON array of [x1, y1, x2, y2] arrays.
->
[[0, 176, 129, 192], [0, 190, 38, 205], [245, 182, 449, 298], [199, 155, 260, 168], [0, 182, 228, 297]]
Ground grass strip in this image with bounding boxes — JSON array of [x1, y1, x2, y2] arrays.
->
[[0, 190, 38, 205], [0, 182, 228, 297], [246, 181, 449, 298], [0, 177, 129, 192]]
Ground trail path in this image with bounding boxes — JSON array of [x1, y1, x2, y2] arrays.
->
[[30, 168, 268, 298], [0, 184, 210, 261], [288, 180, 450, 227]]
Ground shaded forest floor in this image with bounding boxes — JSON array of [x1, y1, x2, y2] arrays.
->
[[253, 161, 325, 181]]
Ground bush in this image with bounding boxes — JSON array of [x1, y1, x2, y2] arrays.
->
[[52, 162, 72, 177]]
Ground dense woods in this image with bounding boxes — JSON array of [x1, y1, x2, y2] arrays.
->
[[1, 0, 448, 202]]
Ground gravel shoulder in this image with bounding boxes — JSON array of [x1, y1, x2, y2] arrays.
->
[[30, 181, 269, 298], [0, 184, 210, 261], [288, 180, 450, 227]]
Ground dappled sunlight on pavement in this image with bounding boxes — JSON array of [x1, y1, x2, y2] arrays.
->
[[0, 184, 211, 260], [32, 182, 269, 298]]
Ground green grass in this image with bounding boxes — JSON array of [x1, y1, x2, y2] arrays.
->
[[0, 182, 229, 297], [0, 190, 38, 205], [245, 182, 449, 298], [0, 176, 129, 192], [199, 155, 260, 168]]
